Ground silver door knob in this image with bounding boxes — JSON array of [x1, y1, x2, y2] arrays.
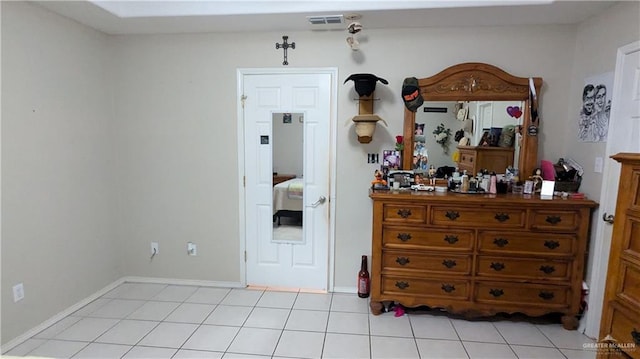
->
[[311, 196, 326, 208], [602, 212, 615, 224]]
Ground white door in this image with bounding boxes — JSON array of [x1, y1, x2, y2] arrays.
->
[[242, 71, 333, 290], [584, 41, 640, 338]]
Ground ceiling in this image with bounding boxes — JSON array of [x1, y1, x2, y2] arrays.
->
[[34, 1, 618, 35]]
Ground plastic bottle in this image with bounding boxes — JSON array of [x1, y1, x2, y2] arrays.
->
[[489, 172, 497, 194], [358, 255, 370, 298]]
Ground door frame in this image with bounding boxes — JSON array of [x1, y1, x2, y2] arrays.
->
[[236, 67, 338, 291], [583, 41, 640, 338]]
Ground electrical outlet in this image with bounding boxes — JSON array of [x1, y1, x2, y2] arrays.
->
[[187, 242, 197, 256], [151, 242, 159, 255], [13, 283, 24, 302]]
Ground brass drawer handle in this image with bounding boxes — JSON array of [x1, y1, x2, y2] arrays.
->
[[538, 291, 555, 300], [490, 262, 505, 271], [441, 284, 456, 293], [442, 259, 457, 269], [493, 238, 509, 247], [397, 233, 412, 242], [445, 211, 460, 221], [396, 257, 410, 266], [544, 240, 560, 250], [494, 213, 510, 222], [444, 235, 459, 244], [632, 328, 639, 345], [395, 281, 409, 290], [539, 265, 556, 274], [489, 288, 504, 297], [545, 215, 562, 225], [397, 209, 412, 218]]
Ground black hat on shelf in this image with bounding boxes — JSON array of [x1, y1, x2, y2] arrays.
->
[[401, 77, 424, 112], [344, 73, 388, 97]]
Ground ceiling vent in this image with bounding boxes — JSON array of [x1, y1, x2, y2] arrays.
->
[[306, 15, 344, 25]]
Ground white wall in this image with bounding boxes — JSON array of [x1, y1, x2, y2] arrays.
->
[[2, 0, 638, 347], [564, 1, 640, 337], [1, 2, 121, 344], [108, 24, 580, 290]]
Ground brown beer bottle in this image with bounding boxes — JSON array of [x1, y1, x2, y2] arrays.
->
[[358, 255, 370, 298]]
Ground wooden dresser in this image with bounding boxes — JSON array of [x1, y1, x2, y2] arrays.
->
[[598, 153, 640, 358], [457, 146, 515, 175], [369, 190, 597, 329]]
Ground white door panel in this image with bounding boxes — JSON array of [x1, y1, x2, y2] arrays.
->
[[584, 41, 640, 338], [242, 71, 332, 290]]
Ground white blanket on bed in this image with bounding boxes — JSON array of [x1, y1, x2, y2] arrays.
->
[[273, 178, 303, 213]]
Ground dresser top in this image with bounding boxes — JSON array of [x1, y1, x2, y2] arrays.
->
[[369, 189, 598, 208]]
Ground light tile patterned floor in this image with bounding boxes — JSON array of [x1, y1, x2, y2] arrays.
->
[[3, 282, 598, 358]]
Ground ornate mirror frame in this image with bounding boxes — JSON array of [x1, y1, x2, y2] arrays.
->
[[402, 62, 543, 178]]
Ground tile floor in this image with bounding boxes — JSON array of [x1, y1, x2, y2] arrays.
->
[[3, 282, 598, 359]]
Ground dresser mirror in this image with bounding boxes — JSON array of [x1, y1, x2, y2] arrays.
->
[[413, 100, 525, 172], [402, 63, 542, 178]]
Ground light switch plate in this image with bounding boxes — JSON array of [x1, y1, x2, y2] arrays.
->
[[594, 157, 603, 173]]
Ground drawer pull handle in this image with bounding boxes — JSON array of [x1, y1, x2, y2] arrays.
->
[[397, 209, 412, 218], [396, 257, 410, 266], [539, 265, 556, 274], [441, 284, 456, 293], [545, 216, 562, 225], [445, 211, 460, 221], [397, 233, 412, 242], [494, 213, 510, 222], [544, 240, 560, 250], [444, 235, 459, 244], [631, 329, 639, 345], [489, 288, 504, 297], [538, 291, 555, 300], [442, 259, 457, 269], [490, 262, 505, 271], [493, 238, 509, 247], [395, 281, 410, 290]]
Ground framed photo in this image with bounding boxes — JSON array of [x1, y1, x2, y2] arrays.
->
[[282, 113, 292, 123], [383, 150, 401, 170]]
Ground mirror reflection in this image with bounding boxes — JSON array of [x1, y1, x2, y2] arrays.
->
[[413, 101, 524, 175], [272, 112, 303, 243]]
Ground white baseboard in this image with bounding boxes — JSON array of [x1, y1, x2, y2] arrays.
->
[[1, 277, 126, 354], [1, 276, 244, 354], [332, 286, 357, 294], [123, 276, 243, 288]]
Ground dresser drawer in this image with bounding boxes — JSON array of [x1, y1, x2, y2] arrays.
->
[[458, 151, 476, 172], [602, 302, 640, 359], [383, 250, 471, 275], [530, 210, 580, 231], [431, 206, 525, 228], [383, 204, 427, 224], [617, 262, 640, 308], [478, 231, 575, 256], [475, 282, 569, 308], [381, 275, 470, 300], [476, 256, 571, 280], [382, 226, 473, 251]]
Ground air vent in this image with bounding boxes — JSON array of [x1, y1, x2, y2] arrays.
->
[[306, 15, 344, 25]]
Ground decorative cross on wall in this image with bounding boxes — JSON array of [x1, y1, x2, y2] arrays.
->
[[275, 35, 295, 66]]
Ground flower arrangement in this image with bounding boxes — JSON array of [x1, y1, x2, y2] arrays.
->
[[433, 123, 452, 153], [395, 135, 404, 151]]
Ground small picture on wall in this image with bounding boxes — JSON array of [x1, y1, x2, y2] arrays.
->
[[577, 72, 613, 142], [282, 113, 292, 124]]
